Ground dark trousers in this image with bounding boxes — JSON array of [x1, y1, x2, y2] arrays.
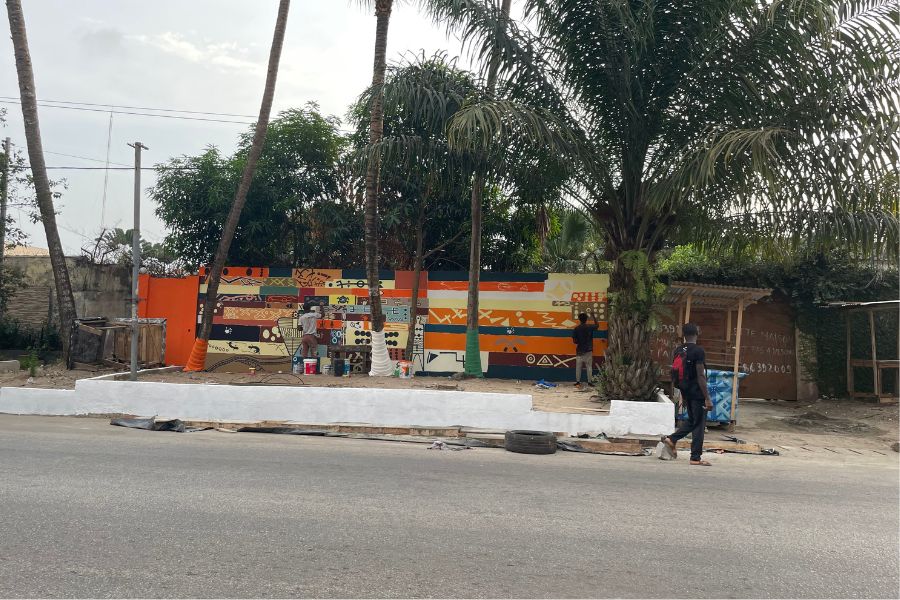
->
[[669, 394, 707, 461]]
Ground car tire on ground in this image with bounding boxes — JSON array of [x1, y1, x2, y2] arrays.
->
[[504, 430, 557, 455]]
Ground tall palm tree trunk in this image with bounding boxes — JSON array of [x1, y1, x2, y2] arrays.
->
[[405, 204, 426, 361], [600, 247, 661, 400], [184, 0, 290, 371], [6, 0, 77, 358], [463, 0, 511, 377], [364, 0, 395, 376]]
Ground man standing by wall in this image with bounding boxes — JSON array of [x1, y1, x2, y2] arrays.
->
[[572, 313, 598, 389], [664, 323, 714, 466], [298, 304, 319, 359]]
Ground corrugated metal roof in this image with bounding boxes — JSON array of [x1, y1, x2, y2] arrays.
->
[[662, 281, 772, 309]]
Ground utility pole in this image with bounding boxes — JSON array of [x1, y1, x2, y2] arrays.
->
[[0, 137, 11, 275], [127, 141, 148, 381]]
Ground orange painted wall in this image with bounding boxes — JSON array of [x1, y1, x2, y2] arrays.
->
[[138, 274, 200, 366]]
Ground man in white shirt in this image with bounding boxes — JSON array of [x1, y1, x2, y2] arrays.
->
[[298, 304, 320, 359]]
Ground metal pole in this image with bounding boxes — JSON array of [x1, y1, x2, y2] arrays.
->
[[127, 141, 148, 381]]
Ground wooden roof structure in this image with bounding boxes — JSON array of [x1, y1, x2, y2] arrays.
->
[[826, 300, 898, 403], [661, 282, 774, 426]]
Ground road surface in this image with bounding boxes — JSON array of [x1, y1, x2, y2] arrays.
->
[[0, 415, 897, 598]]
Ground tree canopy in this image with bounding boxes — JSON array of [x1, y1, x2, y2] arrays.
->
[[153, 105, 356, 268]]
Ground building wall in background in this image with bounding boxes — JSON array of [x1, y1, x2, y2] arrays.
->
[[2, 256, 131, 329]]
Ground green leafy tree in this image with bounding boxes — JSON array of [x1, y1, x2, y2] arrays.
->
[[152, 106, 354, 268], [426, 0, 899, 399]]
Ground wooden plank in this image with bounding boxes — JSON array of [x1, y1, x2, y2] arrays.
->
[[730, 297, 745, 422], [675, 439, 763, 453], [559, 438, 644, 454], [684, 290, 694, 324], [183, 419, 263, 430], [869, 310, 880, 397], [462, 433, 506, 447], [847, 316, 854, 395], [71, 361, 100, 372]]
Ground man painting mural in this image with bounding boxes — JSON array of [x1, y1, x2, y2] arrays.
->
[[298, 304, 320, 359], [664, 323, 714, 466], [572, 313, 598, 389]]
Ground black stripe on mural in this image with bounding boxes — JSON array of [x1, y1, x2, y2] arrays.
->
[[211, 324, 262, 342]]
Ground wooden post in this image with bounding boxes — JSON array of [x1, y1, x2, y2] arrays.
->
[[726, 310, 732, 342], [730, 297, 745, 424], [684, 290, 694, 325], [869, 310, 879, 397], [846, 315, 854, 396]]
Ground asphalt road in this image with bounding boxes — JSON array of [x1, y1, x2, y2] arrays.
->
[[0, 415, 897, 599]]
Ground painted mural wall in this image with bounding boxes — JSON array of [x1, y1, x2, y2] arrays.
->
[[195, 267, 609, 380]]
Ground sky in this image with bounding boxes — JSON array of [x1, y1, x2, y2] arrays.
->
[[0, 0, 466, 255]]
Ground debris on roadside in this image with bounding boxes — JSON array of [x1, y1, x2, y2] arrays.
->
[[109, 416, 209, 433], [427, 440, 471, 451]]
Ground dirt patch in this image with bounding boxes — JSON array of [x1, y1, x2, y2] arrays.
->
[[778, 411, 882, 435], [0, 365, 115, 390]]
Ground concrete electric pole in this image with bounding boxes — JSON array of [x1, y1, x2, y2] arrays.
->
[[127, 141, 148, 381]]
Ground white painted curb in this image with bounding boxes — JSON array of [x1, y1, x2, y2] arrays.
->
[[0, 376, 674, 437]]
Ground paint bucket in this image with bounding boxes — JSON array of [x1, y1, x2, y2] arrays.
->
[[303, 358, 317, 375], [322, 364, 333, 376], [343, 361, 351, 377], [332, 358, 345, 377], [398, 360, 413, 379]]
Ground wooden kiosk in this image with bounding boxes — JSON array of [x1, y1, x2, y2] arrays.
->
[[661, 282, 772, 426], [828, 300, 899, 404]]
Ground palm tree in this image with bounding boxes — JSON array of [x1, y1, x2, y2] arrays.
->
[[351, 54, 478, 359], [542, 208, 605, 273], [361, 0, 396, 375], [185, 0, 291, 371], [462, 0, 511, 377], [430, 0, 899, 399], [6, 0, 78, 357]]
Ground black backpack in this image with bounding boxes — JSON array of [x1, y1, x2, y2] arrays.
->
[[671, 344, 695, 390]]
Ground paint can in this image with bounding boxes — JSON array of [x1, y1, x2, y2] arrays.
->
[[303, 358, 317, 375], [343, 361, 351, 377], [398, 360, 413, 379], [332, 358, 345, 377], [322, 364, 333, 376], [248, 367, 257, 376]]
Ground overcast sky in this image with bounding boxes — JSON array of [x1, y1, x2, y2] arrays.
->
[[1, 0, 465, 255]]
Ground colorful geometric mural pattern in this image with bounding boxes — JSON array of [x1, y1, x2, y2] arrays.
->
[[198, 267, 609, 379]]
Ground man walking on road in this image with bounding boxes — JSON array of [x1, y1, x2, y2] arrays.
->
[[664, 323, 714, 465], [572, 313, 598, 389]]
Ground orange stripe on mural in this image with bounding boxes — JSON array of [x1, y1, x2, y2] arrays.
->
[[427, 281, 545, 292], [428, 308, 574, 328], [423, 332, 607, 356]]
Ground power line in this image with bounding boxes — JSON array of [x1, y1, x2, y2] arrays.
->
[[0, 96, 257, 119], [23, 166, 194, 171], [44, 150, 131, 168], [0, 99, 254, 125]]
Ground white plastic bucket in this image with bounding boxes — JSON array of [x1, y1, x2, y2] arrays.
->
[[398, 360, 413, 379], [303, 358, 317, 375]]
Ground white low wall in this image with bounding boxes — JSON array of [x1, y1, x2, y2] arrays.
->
[[0, 377, 674, 437]]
